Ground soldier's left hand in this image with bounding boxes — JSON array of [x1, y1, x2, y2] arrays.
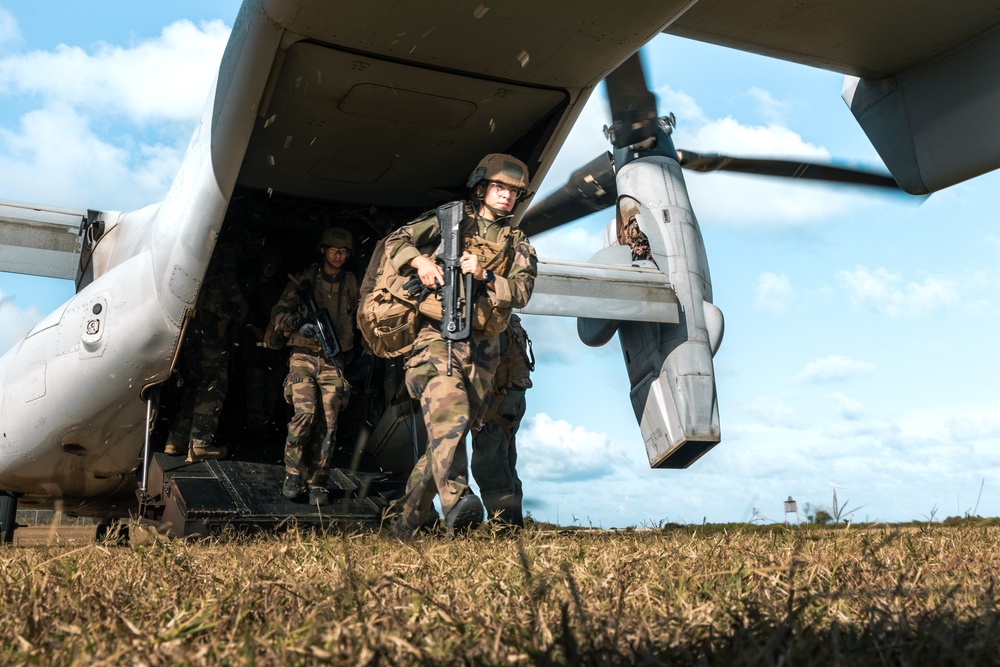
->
[[460, 251, 487, 281]]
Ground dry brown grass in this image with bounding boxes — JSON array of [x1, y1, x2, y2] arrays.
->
[[2, 522, 999, 665]]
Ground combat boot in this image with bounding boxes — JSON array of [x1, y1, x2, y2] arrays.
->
[[391, 516, 419, 541], [187, 444, 227, 463], [282, 473, 306, 500], [484, 493, 524, 528], [384, 504, 439, 540], [444, 492, 484, 534]]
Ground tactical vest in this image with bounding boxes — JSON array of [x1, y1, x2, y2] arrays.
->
[[358, 205, 524, 358], [265, 264, 357, 354], [416, 218, 519, 338], [287, 265, 356, 353]]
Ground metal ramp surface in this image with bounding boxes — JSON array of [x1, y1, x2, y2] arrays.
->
[[147, 453, 399, 538]]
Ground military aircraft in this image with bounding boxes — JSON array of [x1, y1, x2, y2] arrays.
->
[[2, 0, 998, 540]]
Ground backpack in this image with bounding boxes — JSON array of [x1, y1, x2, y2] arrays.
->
[[356, 233, 421, 358]]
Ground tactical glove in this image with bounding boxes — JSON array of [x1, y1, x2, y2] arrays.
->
[[298, 322, 319, 338]]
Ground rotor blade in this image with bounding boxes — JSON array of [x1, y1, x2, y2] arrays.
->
[[520, 152, 617, 236], [604, 53, 659, 149], [675, 149, 901, 189], [522, 147, 909, 236]]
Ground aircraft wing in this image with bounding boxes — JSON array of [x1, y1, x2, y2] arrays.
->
[[666, 0, 999, 78], [0, 201, 88, 281], [665, 0, 1000, 194], [522, 255, 678, 325]]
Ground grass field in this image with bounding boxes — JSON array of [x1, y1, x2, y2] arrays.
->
[[2, 521, 999, 665]]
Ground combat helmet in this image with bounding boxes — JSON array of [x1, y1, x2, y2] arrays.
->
[[465, 153, 532, 198], [318, 227, 353, 251]]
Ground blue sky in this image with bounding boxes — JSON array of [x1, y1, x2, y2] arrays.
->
[[2, 3, 1000, 527]]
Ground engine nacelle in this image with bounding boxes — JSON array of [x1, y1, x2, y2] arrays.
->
[[613, 146, 723, 468]]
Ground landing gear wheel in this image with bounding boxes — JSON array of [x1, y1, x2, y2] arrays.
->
[[0, 492, 17, 544]]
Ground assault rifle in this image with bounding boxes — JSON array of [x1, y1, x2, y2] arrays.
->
[[289, 274, 341, 362], [436, 201, 474, 376]]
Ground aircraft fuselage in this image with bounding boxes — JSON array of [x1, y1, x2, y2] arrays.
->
[[0, 0, 699, 514]]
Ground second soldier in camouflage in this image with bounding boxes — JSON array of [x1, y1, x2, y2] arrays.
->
[[267, 227, 358, 507]]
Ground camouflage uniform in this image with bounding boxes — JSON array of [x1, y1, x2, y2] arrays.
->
[[167, 240, 248, 460], [471, 313, 533, 526], [269, 263, 358, 491], [385, 205, 537, 530]]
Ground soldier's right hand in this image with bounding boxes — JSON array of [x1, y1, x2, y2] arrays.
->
[[410, 255, 444, 288], [298, 322, 319, 338]]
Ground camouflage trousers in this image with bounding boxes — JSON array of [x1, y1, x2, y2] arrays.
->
[[283, 351, 351, 488], [471, 387, 526, 526], [168, 326, 230, 451], [398, 324, 501, 528]]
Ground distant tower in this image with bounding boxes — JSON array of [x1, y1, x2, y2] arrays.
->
[[784, 496, 799, 525]]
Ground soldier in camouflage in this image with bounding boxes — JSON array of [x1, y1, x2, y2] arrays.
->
[[166, 237, 248, 462], [267, 227, 358, 507], [471, 313, 533, 527], [385, 154, 538, 535]]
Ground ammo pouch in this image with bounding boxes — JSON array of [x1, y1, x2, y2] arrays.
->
[[417, 291, 510, 338]]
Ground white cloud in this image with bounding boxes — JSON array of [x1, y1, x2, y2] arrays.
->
[[678, 114, 868, 228], [747, 86, 790, 124], [945, 414, 1000, 440], [0, 19, 229, 210], [0, 19, 229, 124], [0, 8, 18, 46], [512, 380, 1000, 527], [655, 85, 706, 125], [897, 403, 1000, 444], [794, 355, 875, 383], [754, 272, 793, 312], [536, 81, 887, 233], [831, 392, 865, 420], [654, 88, 882, 229], [519, 412, 631, 482], [702, 401, 1000, 523], [738, 395, 799, 427], [836, 265, 958, 317], [530, 221, 608, 262], [0, 104, 181, 210], [684, 115, 828, 160]]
